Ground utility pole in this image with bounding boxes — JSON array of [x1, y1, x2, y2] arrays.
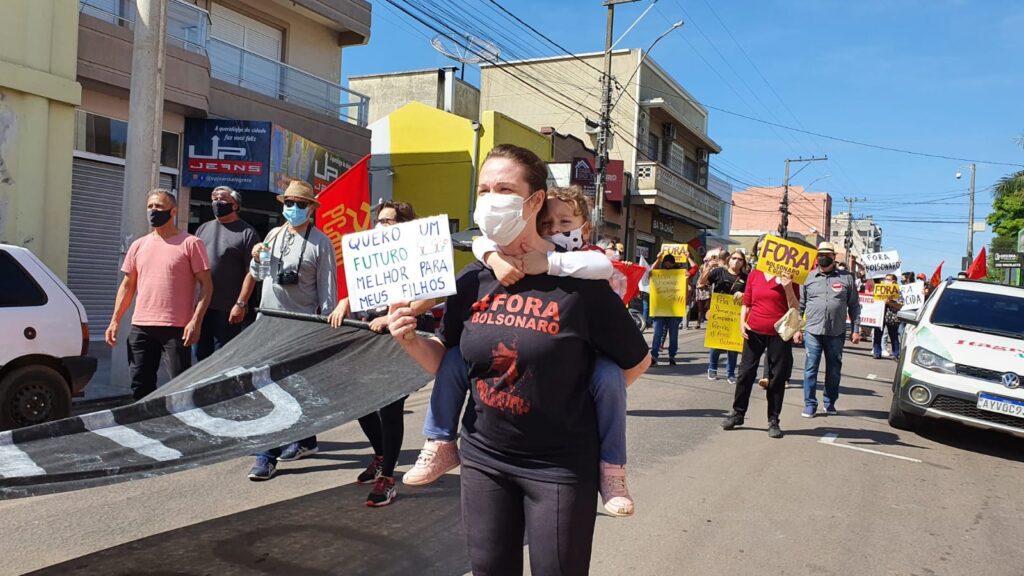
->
[[967, 162, 976, 263], [843, 196, 866, 269], [112, 0, 167, 392], [592, 0, 639, 243], [779, 156, 827, 238]]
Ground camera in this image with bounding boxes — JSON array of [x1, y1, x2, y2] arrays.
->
[[276, 270, 299, 285]]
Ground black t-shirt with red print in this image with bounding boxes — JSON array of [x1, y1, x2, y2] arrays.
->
[[440, 262, 650, 483]]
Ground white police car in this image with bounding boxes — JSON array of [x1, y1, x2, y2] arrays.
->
[[889, 279, 1024, 437]]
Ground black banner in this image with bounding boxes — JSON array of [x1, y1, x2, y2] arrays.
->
[[0, 312, 433, 500]]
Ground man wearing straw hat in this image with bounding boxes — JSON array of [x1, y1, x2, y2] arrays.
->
[[247, 180, 339, 481]]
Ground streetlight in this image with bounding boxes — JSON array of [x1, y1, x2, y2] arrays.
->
[[804, 174, 831, 189], [954, 163, 976, 267]]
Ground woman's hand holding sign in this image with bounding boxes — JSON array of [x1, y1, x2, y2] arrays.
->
[[388, 301, 419, 341]]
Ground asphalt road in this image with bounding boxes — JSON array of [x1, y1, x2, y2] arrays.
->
[[2, 328, 1022, 576]]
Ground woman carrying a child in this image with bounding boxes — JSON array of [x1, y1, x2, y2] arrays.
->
[[388, 145, 650, 575]]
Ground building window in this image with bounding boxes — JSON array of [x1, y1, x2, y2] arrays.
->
[[646, 133, 660, 163], [684, 156, 698, 182], [668, 143, 685, 175], [75, 111, 180, 169]]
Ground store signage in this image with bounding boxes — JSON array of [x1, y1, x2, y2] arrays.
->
[[652, 216, 675, 237], [182, 120, 271, 190], [566, 157, 626, 202], [182, 119, 348, 193], [993, 251, 1023, 268]]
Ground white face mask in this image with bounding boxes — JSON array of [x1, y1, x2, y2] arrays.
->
[[474, 193, 532, 245], [545, 224, 586, 252]]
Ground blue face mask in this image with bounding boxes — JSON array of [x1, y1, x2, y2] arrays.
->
[[282, 204, 309, 226]]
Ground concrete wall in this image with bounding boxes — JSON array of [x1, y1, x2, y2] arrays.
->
[[731, 186, 831, 238], [0, 0, 82, 279], [453, 78, 480, 122], [349, 71, 441, 126]]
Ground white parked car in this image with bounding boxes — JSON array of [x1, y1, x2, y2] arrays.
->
[[0, 244, 96, 429], [890, 279, 1024, 437]]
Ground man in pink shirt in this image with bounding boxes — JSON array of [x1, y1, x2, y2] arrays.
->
[[105, 189, 213, 399]]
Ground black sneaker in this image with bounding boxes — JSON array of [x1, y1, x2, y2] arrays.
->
[[357, 455, 384, 484], [721, 413, 744, 430], [668, 358, 677, 366], [650, 356, 658, 366], [768, 422, 784, 439], [367, 476, 397, 507], [247, 456, 276, 481]]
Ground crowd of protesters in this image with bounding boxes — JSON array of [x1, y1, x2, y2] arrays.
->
[[106, 141, 958, 575]]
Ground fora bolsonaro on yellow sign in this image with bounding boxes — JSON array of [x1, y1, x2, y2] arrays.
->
[[755, 235, 817, 284]]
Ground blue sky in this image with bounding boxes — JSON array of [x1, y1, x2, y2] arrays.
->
[[343, 0, 1024, 274]]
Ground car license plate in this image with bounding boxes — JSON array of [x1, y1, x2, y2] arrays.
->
[[977, 393, 1024, 419]]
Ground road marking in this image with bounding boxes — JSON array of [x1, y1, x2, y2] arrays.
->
[[866, 374, 878, 380], [818, 433, 921, 463]]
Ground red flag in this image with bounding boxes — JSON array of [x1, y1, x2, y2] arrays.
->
[[928, 261, 944, 287], [315, 155, 372, 300], [612, 261, 646, 304], [966, 247, 987, 280]]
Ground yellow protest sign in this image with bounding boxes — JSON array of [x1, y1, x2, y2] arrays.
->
[[650, 269, 688, 317], [755, 235, 817, 284], [873, 283, 901, 301], [704, 293, 744, 352], [660, 243, 692, 261]]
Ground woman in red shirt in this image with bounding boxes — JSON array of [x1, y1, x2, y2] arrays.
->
[[721, 266, 800, 439]]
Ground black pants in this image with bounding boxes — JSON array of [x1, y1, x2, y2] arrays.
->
[[194, 308, 243, 361], [357, 396, 407, 477], [461, 460, 598, 576], [732, 331, 793, 423], [127, 325, 191, 400]]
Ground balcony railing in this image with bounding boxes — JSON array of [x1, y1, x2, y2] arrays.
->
[[635, 161, 723, 228], [80, 0, 209, 54], [208, 37, 369, 127]]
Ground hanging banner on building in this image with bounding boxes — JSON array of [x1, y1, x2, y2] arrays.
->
[[650, 269, 688, 317], [862, 250, 902, 279], [755, 234, 817, 284], [858, 294, 885, 328], [270, 124, 350, 195], [559, 157, 625, 202], [316, 155, 372, 300], [873, 283, 901, 302], [182, 119, 272, 190], [182, 119, 348, 193], [704, 293, 743, 352], [342, 214, 456, 312], [899, 281, 926, 310]]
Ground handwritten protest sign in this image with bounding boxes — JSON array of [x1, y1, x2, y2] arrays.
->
[[755, 235, 817, 284], [342, 214, 456, 312], [873, 283, 901, 302], [650, 269, 688, 317], [862, 250, 901, 279], [900, 281, 926, 311], [704, 294, 743, 352], [660, 244, 692, 261], [858, 294, 884, 328]]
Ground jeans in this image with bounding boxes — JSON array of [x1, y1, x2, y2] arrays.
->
[[873, 325, 900, 357], [651, 317, 681, 360], [461, 460, 597, 576], [802, 333, 845, 410], [127, 325, 191, 400], [708, 349, 738, 378], [424, 348, 628, 464], [357, 396, 407, 477], [732, 331, 793, 424], [257, 436, 317, 465], [641, 292, 650, 325], [194, 308, 243, 361]]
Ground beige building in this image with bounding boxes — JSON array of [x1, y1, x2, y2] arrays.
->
[[479, 49, 723, 260], [0, 0, 82, 279], [71, 0, 371, 345], [350, 66, 480, 125]]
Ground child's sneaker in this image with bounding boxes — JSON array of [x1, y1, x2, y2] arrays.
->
[[402, 439, 460, 486], [357, 455, 384, 484], [599, 462, 634, 517], [367, 476, 397, 507]]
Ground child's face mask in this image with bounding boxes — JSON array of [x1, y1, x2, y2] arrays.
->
[[545, 224, 586, 252]]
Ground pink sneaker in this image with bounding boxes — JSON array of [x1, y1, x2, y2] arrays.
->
[[600, 462, 634, 517], [402, 439, 460, 486]]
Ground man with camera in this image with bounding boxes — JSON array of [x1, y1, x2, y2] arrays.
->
[[247, 180, 339, 481]]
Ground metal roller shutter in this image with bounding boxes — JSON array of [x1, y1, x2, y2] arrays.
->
[[67, 158, 174, 339]]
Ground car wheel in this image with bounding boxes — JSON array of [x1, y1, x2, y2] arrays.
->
[[887, 386, 918, 431], [629, 309, 647, 332], [0, 365, 72, 430]]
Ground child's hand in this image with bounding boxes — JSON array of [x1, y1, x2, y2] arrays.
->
[[488, 252, 525, 287], [521, 251, 549, 275]]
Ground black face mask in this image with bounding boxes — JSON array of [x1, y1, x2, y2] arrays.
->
[[148, 208, 173, 227], [818, 255, 835, 268], [213, 201, 234, 218]]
